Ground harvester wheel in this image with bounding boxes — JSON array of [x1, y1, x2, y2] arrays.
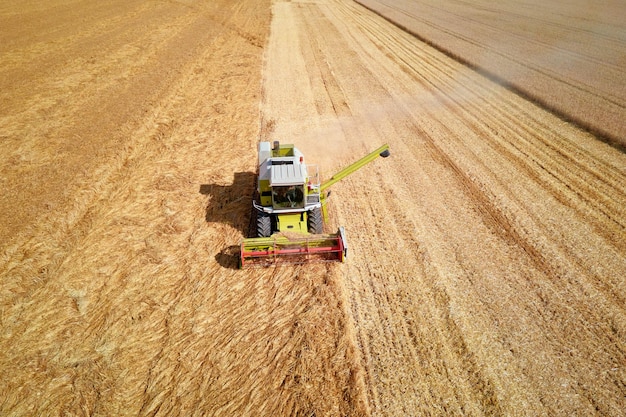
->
[[308, 207, 323, 234], [256, 211, 272, 237]]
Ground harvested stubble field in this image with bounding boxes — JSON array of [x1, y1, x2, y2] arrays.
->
[[0, 0, 625, 416]]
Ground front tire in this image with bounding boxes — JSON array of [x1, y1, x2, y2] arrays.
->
[[307, 207, 323, 234], [256, 211, 272, 237]]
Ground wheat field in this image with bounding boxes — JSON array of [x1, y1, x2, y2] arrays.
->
[[1, 0, 625, 416]]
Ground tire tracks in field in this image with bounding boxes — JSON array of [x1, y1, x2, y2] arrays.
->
[[341, 171, 506, 415], [299, 3, 352, 117], [256, 0, 626, 413], [302, 4, 512, 412], [349, 0, 626, 357], [322, 0, 626, 414], [344, 0, 626, 308]]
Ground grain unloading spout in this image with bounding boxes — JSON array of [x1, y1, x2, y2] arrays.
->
[[320, 144, 390, 192]]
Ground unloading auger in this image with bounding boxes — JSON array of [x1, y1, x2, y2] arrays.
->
[[239, 141, 390, 267]]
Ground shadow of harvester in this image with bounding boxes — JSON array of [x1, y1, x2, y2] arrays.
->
[[200, 171, 256, 268], [199, 171, 256, 233]]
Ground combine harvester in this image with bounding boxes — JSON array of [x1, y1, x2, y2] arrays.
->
[[240, 141, 390, 267]]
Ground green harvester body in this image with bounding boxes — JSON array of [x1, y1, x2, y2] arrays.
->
[[240, 141, 390, 267]]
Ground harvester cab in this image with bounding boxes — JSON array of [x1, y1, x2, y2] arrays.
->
[[254, 141, 320, 235], [240, 141, 390, 267]]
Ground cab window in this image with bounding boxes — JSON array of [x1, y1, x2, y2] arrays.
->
[[272, 185, 304, 208]]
